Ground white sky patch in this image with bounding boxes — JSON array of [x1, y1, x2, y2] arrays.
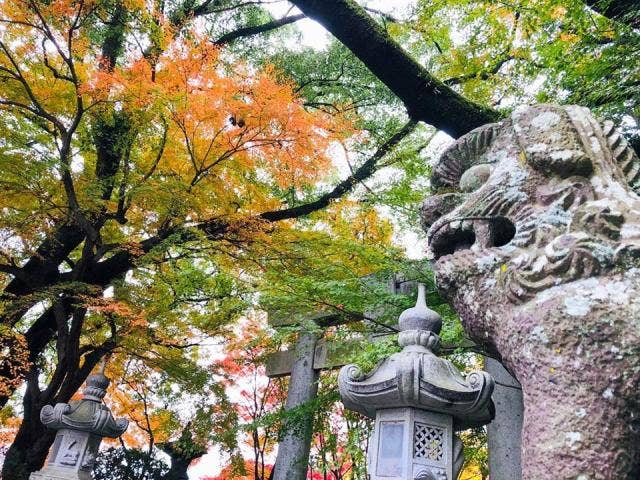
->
[[265, 0, 416, 50], [190, 446, 225, 478], [327, 140, 351, 178], [264, 1, 329, 49], [396, 228, 426, 259]]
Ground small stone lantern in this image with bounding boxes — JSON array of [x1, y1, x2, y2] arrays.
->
[[30, 366, 129, 480], [339, 284, 495, 480]]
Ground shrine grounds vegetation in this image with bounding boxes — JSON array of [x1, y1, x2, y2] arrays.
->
[[0, 0, 638, 478]]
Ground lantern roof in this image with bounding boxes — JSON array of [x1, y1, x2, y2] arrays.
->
[[40, 371, 129, 438], [339, 284, 495, 430]]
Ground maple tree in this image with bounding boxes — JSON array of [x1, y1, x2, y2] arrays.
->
[[217, 315, 287, 480], [0, 0, 417, 477], [307, 399, 367, 480]]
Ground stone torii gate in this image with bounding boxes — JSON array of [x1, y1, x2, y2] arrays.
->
[[266, 313, 346, 480], [267, 277, 413, 480], [266, 280, 524, 480]]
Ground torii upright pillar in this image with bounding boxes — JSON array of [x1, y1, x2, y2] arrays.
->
[[271, 326, 321, 480]]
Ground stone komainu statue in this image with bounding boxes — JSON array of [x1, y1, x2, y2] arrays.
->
[[421, 105, 640, 479]]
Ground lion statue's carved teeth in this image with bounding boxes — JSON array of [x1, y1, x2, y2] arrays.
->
[[421, 104, 640, 479], [428, 216, 516, 260]]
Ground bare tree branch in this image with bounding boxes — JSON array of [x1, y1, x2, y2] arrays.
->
[[260, 119, 418, 221], [213, 13, 305, 46]]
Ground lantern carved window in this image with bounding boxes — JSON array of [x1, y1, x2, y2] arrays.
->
[[414, 423, 445, 462]]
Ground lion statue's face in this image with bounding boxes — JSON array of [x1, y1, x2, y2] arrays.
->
[[422, 105, 640, 327], [422, 104, 640, 479]]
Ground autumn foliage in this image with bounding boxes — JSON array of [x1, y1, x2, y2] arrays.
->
[[0, 0, 353, 248], [0, 0, 433, 479]]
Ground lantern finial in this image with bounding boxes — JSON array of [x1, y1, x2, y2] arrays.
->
[[398, 283, 442, 334]]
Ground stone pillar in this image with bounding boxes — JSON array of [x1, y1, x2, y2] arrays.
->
[[272, 328, 320, 480], [485, 358, 523, 480], [30, 369, 128, 480]]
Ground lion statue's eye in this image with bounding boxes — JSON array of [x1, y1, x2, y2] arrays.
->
[[459, 164, 492, 193]]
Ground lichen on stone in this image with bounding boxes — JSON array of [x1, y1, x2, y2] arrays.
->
[[421, 104, 640, 478]]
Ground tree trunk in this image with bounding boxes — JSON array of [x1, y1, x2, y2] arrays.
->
[[2, 380, 55, 480], [159, 440, 205, 480], [2, 423, 55, 480], [289, 0, 500, 138], [165, 457, 192, 480]]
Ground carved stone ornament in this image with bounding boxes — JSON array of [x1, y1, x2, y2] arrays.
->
[[339, 284, 494, 480], [30, 372, 128, 480], [38, 373, 128, 439], [422, 104, 640, 478]]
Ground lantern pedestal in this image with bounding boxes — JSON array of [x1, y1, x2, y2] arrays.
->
[[30, 429, 102, 480], [370, 408, 461, 480]]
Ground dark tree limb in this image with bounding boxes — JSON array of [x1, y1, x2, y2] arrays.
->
[[1, 223, 85, 301], [261, 119, 418, 221], [213, 14, 305, 46], [584, 0, 640, 28], [63, 120, 421, 286], [288, 0, 501, 138], [2, 0, 468, 323]]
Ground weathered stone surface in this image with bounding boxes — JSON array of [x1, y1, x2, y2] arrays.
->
[[29, 372, 128, 480], [422, 104, 640, 479], [339, 284, 494, 480], [485, 358, 523, 480], [272, 329, 320, 480]]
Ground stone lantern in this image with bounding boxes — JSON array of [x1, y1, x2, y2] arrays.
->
[[30, 366, 129, 480], [338, 284, 495, 480]]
